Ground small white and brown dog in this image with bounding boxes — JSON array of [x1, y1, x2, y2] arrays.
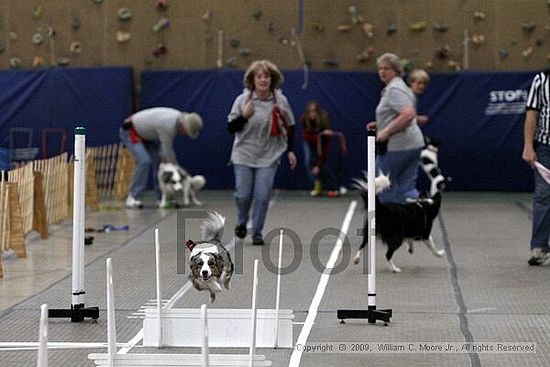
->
[[186, 212, 234, 303], [158, 162, 205, 208]]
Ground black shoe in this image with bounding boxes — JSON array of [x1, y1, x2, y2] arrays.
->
[[234, 224, 247, 239], [252, 237, 264, 246]]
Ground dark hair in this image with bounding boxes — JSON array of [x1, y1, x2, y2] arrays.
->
[[301, 101, 330, 132]]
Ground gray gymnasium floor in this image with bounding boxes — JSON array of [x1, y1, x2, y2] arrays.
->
[[0, 190, 548, 367]]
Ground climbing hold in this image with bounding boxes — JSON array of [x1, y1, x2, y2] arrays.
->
[[56, 57, 70, 66], [152, 44, 167, 58], [362, 23, 375, 38], [227, 56, 238, 68], [386, 24, 397, 35], [323, 58, 339, 67], [447, 60, 461, 71], [268, 21, 275, 33], [156, 0, 168, 10], [521, 46, 533, 59], [116, 31, 131, 43], [33, 5, 43, 20], [32, 56, 44, 67], [252, 9, 262, 21], [47, 27, 55, 38], [84, 236, 94, 245], [70, 41, 82, 54], [410, 21, 427, 32], [521, 22, 536, 33], [473, 11, 486, 21], [401, 59, 413, 74], [153, 17, 170, 33], [10, 57, 22, 69], [357, 50, 372, 63], [238, 47, 251, 56], [117, 8, 133, 21], [202, 10, 212, 22], [277, 35, 289, 45], [434, 44, 452, 59], [535, 36, 544, 47], [472, 34, 485, 46], [337, 24, 352, 32], [203, 32, 213, 42], [9, 32, 18, 41], [229, 37, 240, 49], [499, 49, 509, 59], [311, 21, 324, 32], [32, 32, 45, 45], [349, 5, 364, 25], [71, 18, 81, 30], [433, 22, 449, 33], [424, 61, 434, 70]]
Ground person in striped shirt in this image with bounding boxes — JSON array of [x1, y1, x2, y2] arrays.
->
[[523, 70, 550, 266]]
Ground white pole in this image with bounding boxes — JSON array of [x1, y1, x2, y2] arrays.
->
[[36, 304, 48, 367], [155, 227, 163, 348], [71, 127, 86, 307], [274, 229, 283, 349], [367, 131, 376, 308], [201, 304, 209, 367], [463, 29, 470, 70], [216, 30, 223, 68], [106, 258, 117, 367], [248, 259, 259, 367]]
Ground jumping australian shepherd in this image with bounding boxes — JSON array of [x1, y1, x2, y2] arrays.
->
[[186, 212, 234, 303], [158, 162, 205, 208]]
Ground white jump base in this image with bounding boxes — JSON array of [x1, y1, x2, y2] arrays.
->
[[143, 308, 294, 348], [88, 353, 271, 366]]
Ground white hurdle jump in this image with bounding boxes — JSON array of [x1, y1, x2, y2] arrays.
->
[[142, 229, 294, 349], [89, 257, 272, 366]]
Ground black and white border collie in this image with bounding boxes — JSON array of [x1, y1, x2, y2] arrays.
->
[[187, 212, 234, 303], [158, 162, 205, 208], [353, 174, 445, 273]]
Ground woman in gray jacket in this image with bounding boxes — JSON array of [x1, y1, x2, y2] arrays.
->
[[227, 60, 297, 245]]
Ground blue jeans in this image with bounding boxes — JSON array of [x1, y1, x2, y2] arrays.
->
[[234, 163, 278, 239], [119, 128, 161, 199], [531, 143, 550, 251], [376, 148, 422, 204]]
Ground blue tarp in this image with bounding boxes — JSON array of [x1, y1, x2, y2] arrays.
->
[[0, 67, 134, 157], [0, 67, 537, 191], [142, 69, 537, 191]]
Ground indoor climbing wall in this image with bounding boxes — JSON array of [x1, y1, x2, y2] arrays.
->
[[0, 0, 547, 72]]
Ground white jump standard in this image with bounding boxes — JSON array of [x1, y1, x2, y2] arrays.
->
[[49, 127, 99, 322], [337, 128, 392, 324]]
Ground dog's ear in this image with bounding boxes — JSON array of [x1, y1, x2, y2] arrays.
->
[[185, 239, 197, 251], [162, 171, 173, 183]]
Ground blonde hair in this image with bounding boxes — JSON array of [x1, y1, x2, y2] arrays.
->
[[243, 60, 284, 91], [408, 69, 430, 84]]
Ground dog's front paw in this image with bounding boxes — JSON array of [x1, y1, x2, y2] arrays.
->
[[224, 278, 231, 290], [435, 249, 446, 257], [192, 199, 203, 206], [209, 292, 216, 303]]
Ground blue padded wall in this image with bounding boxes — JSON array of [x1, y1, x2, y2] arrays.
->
[[142, 69, 537, 191], [0, 67, 134, 157]]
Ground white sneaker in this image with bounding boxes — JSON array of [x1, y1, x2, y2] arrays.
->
[[125, 194, 143, 209]]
